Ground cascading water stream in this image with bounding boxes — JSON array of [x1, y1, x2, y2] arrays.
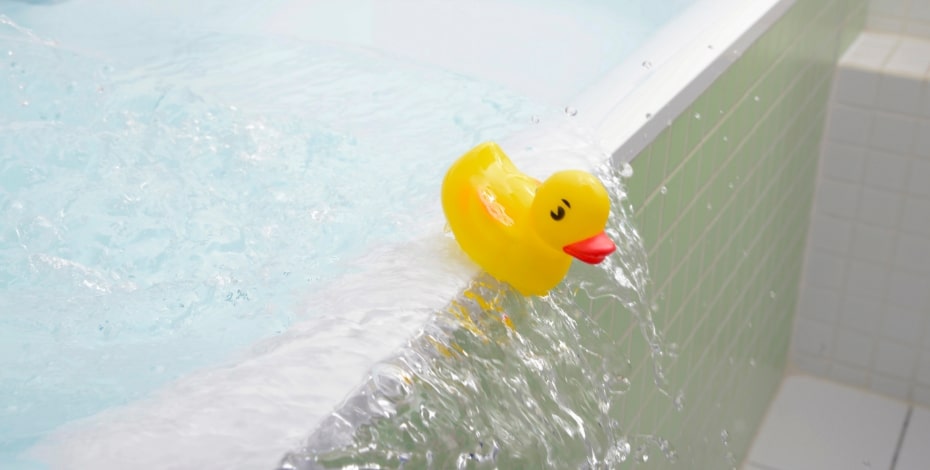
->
[[281, 161, 681, 469]]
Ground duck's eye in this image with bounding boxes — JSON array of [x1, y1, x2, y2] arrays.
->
[[550, 199, 571, 221]]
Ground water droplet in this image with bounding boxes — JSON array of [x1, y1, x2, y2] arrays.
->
[[719, 109, 725, 115], [6, 50, 12, 57], [674, 390, 685, 411], [650, 302, 659, 312], [722, 135, 729, 142], [660, 186, 668, 195], [564, 106, 578, 117], [645, 112, 653, 119], [606, 373, 631, 394], [706, 203, 712, 211], [642, 60, 653, 69], [20, 100, 29, 107], [769, 290, 776, 299], [694, 112, 701, 120], [728, 182, 734, 190], [749, 357, 757, 367], [720, 429, 729, 446], [754, 95, 761, 102], [530, 115, 540, 124], [707, 44, 715, 49], [665, 118, 673, 127], [619, 162, 634, 178]]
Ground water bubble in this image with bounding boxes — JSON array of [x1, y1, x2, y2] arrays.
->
[[642, 60, 653, 69], [6, 50, 11, 57], [722, 135, 729, 142], [20, 100, 29, 107], [564, 106, 578, 117], [719, 109, 725, 115], [720, 429, 729, 446], [694, 112, 701, 120], [619, 162, 634, 178], [706, 203, 713, 211], [530, 115, 540, 124], [659, 186, 668, 195], [673, 391, 685, 411], [754, 95, 761, 102], [728, 182, 734, 190], [606, 373, 631, 394]]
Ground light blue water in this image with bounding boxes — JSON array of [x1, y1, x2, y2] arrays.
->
[[0, 11, 548, 468], [0, 0, 694, 467]]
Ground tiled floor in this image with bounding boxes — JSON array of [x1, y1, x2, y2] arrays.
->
[[744, 375, 930, 470]]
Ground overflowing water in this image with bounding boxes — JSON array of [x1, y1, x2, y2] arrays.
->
[[1, 0, 689, 467], [280, 163, 681, 468]]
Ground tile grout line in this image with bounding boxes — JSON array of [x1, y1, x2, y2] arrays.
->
[[890, 405, 913, 470]]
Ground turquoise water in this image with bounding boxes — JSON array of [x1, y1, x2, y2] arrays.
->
[[0, 10, 546, 467], [1, 0, 694, 467]]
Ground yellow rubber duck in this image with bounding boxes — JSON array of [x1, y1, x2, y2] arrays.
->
[[441, 142, 616, 296]]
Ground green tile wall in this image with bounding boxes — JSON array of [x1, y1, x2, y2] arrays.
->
[[599, 0, 868, 467]]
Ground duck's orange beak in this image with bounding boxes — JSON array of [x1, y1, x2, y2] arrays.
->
[[563, 232, 616, 264]]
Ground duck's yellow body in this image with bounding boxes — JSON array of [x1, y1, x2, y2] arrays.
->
[[441, 142, 615, 296]]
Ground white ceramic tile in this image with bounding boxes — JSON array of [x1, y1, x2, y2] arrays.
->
[[885, 269, 930, 311], [792, 352, 831, 376], [871, 0, 909, 16], [885, 38, 930, 78], [797, 284, 841, 324], [912, 0, 930, 22], [864, 149, 910, 190], [914, 120, 930, 157], [793, 317, 834, 357], [871, 373, 910, 400], [917, 351, 930, 385], [867, 15, 906, 36], [814, 179, 860, 219], [806, 249, 848, 290], [914, 385, 930, 407], [870, 111, 916, 155], [905, 20, 930, 41], [874, 339, 919, 379], [875, 74, 923, 114], [850, 223, 897, 264], [845, 259, 890, 300], [826, 104, 873, 146], [894, 232, 930, 274], [830, 363, 870, 387], [747, 375, 907, 470], [880, 307, 925, 344], [834, 67, 881, 107], [900, 195, 930, 237], [809, 214, 852, 254], [834, 326, 875, 368], [857, 186, 903, 227], [840, 294, 884, 332], [896, 406, 930, 470], [908, 159, 930, 197], [821, 141, 866, 183], [842, 32, 899, 68]]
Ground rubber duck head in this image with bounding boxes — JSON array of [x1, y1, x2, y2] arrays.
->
[[529, 170, 616, 264]]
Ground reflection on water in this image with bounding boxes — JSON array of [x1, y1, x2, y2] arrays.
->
[[281, 164, 680, 468]]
